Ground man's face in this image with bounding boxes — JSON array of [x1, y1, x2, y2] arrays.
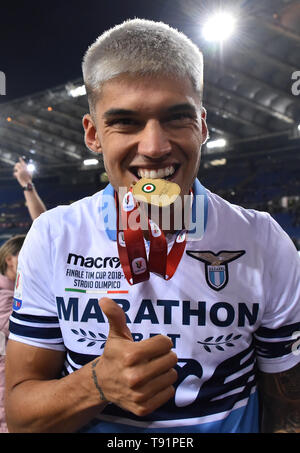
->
[[83, 74, 208, 198]]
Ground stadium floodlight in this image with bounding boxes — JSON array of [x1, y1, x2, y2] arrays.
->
[[83, 158, 99, 166], [202, 12, 236, 42], [68, 84, 86, 98], [206, 138, 227, 149]]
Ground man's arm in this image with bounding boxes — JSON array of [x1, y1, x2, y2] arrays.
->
[[22, 186, 47, 221], [13, 157, 46, 220], [5, 298, 177, 433], [5, 340, 108, 433], [258, 363, 300, 433]]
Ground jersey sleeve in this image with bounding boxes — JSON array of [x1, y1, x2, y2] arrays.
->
[[9, 212, 65, 351], [254, 213, 300, 373]]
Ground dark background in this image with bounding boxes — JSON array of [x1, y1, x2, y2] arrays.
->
[[0, 0, 199, 101]]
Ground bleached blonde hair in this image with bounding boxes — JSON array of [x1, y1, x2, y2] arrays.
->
[[82, 18, 204, 116]]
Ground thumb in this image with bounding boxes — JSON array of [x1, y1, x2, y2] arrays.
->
[[99, 297, 133, 341]]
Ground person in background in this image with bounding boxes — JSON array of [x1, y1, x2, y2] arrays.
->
[[0, 234, 25, 432], [13, 157, 46, 221]]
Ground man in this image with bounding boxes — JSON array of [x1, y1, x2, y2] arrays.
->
[[5, 19, 300, 433]]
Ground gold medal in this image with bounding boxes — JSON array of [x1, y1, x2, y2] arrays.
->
[[132, 178, 181, 207]]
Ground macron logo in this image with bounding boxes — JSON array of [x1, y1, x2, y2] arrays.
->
[[67, 252, 120, 269]]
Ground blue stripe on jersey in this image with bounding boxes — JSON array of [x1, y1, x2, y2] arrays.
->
[[11, 312, 59, 324], [255, 322, 300, 339], [67, 348, 97, 367], [254, 322, 300, 359], [255, 338, 293, 359], [9, 312, 63, 340], [78, 391, 259, 433]]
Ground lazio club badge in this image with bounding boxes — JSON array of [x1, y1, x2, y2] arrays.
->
[[132, 178, 181, 207]]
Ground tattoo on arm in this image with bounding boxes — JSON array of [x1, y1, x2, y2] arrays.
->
[[91, 359, 108, 402], [259, 363, 300, 433]]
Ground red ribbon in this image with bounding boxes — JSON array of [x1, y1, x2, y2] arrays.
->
[[115, 189, 188, 285]]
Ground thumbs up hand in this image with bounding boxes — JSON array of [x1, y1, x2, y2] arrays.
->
[[93, 297, 178, 417]]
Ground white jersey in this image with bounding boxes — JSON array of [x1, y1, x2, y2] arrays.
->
[[9, 179, 300, 433]]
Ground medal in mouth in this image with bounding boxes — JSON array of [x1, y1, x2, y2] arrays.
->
[[116, 180, 188, 285], [132, 177, 181, 207]]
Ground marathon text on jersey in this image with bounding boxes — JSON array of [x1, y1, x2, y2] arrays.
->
[[56, 296, 259, 327]]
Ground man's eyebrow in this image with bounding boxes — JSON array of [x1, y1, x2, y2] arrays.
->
[[166, 103, 198, 114], [103, 108, 136, 119], [102, 103, 198, 119]]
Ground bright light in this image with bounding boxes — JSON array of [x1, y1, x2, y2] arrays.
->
[[210, 158, 227, 166], [298, 123, 300, 131], [27, 163, 36, 173], [83, 159, 99, 166], [69, 85, 86, 98], [206, 138, 227, 149], [202, 13, 236, 42]]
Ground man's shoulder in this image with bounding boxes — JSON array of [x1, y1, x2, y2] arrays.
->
[[205, 189, 294, 256]]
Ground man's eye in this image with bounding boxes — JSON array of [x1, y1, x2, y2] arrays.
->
[[107, 118, 137, 126]]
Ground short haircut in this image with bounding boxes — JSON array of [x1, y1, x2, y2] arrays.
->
[[0, 234, 26, 275], [82, 18, 204, 117]]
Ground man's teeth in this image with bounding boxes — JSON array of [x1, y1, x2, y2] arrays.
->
[[137, 166, 176, 179]]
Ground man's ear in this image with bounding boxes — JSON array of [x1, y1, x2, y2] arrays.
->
[[82, 114, 102, 154], [201, 106, 209, 145]]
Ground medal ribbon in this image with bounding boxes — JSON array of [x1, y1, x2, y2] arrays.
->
[[116, 189, 189, 285]]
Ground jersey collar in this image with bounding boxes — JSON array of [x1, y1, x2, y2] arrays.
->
[[99, 178, 208, 242]]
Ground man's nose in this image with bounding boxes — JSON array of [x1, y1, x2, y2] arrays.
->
[[137, 120, 172, 158]]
